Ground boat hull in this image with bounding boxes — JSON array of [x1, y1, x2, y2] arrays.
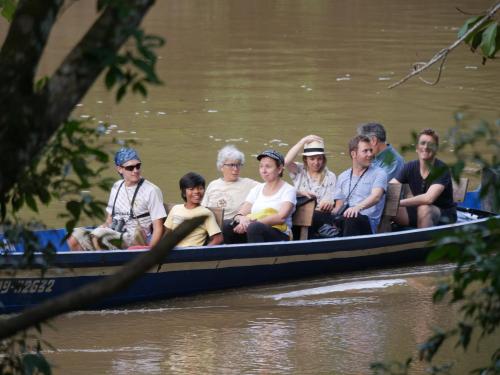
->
[[0, 216, 490, 313]]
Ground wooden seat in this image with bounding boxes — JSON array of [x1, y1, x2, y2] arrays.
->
[[164, 203, 224, 228], [292, 199, 316, 240], [378, 183, 402, 233], [452, 177, 469, 203]]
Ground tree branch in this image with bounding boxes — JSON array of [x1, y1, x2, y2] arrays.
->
[[389, 2, 500, 89], [0, 216, 205, 340], [0, 0, 155, 210], [0, 0, 63, 95], [45, 0, 155, 128]]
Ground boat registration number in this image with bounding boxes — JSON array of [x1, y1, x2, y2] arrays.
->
[[0, 279, 55, 294]]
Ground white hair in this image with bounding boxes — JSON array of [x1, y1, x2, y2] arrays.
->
[[216, 145, 245, 170]]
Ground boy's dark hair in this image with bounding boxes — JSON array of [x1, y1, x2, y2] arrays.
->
[[179, 172, 206, 202]]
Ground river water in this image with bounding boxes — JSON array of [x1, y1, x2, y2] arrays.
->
[[1, 0, 499, 373]]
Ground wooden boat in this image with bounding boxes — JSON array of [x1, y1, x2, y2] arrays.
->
[[0, 194, 495, 314]]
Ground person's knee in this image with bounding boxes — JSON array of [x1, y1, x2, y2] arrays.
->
[[417, 205, 432, 216], [68, 227, 91, 251], [67, 235, 80, 250], [247, 221, 265, 235], [417, 205, 440, 225]]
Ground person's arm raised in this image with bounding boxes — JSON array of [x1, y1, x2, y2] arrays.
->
[[284, 135, 323, 174]]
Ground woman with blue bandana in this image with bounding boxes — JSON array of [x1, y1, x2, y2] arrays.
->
[[68, 147, 167, 250]]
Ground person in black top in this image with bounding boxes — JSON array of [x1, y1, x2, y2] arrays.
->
[[391, 128, 456, 228]]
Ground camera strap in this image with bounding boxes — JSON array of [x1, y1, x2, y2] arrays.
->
[[128, 178, 146, 219], [111, 180, 125, 218], [111, 178, 148, 219], [345, 166, 369, 204]]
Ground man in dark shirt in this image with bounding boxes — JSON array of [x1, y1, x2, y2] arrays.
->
[[391, 128, 456, 228]]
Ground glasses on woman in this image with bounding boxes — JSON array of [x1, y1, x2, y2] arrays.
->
[[223, 163, 242, 169], [122, 163, 142, 171]]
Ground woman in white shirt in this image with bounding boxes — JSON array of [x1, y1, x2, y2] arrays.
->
[[223, 150, 297, 243]]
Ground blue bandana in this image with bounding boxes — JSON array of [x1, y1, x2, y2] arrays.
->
[[114, 148, 141, 166]]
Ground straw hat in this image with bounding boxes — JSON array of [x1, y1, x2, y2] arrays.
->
[[302, 140, 325, 156]]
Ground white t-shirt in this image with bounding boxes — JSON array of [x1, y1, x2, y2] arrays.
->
[[245, 182, 297, 234], [106, 179, 166, 242], [202, 177, 258, 220]]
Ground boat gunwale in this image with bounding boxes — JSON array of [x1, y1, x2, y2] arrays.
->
[[0, 214, 494, 270]]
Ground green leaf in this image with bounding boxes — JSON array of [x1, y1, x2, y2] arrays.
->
[[132, 81, 147, 97], [25, 194, 38, 213], [0, 0, 17, 22], [480, 22, 498, 58], [105, 68, 117, 89], [34, 76, 49, 92], [427, 244, 452, 263], [116, 84, 127, 102], [458, 16, 482, 40], [22, 353, 52, 375], [66, 201, 81, 218], [11, 192, 24, 212], [38, 188, 51, 204]]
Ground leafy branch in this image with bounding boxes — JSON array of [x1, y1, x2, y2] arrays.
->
[[371, 115, 500, 375], [389, 2, 500, 89]]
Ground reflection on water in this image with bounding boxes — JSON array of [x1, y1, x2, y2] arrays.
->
[[43, 263, 498, 375]]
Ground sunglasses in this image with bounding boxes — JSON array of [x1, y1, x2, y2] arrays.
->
[[122, 163, 141, 171], [418, 141, 437, 149]]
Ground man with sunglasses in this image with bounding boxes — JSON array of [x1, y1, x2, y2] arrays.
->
[[391, 128, 456, 228], [68, 147, 166, 250]]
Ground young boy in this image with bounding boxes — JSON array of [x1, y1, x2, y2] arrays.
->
[[164, 172, 223, 247]]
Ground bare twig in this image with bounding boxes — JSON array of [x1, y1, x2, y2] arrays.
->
[[389, 2, 500, 89], [0, 216, 205, 340]]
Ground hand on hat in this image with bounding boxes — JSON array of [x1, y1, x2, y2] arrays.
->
[[301, 135, 323, 145]]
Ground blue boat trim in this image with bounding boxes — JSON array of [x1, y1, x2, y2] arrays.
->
[[0, 202, 495, 313]]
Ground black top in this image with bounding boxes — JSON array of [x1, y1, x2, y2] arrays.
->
[[395, 159, 455, 209]]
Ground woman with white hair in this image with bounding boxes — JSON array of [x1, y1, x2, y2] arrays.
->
[[202, 145, 258, 220]]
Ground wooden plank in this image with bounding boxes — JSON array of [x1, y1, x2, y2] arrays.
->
[[378, 183, 402, 233], [452, 177, 469, 203], [292, 200, 316, 240]]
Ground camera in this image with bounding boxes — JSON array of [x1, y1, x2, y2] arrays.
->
[[111, 217, 126, 233]]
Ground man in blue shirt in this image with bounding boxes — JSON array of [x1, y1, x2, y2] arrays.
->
[[333, 135, 388, 236], [357, 122, 404, 181]]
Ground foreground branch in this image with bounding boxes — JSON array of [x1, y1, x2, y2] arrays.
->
[[0, 216, 205, 340], [389, 2, 500, 89], [0, 0, 155, 206]]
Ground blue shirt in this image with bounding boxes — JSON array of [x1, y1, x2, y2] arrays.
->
[[333, 166, 388, 233], [373, 144, 404, 181]]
